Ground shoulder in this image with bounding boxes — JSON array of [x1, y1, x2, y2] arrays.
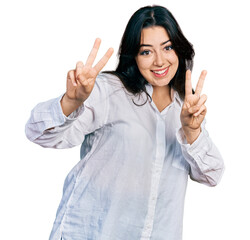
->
[[96, 72, 131, 95], [97, 72, 122, 86], [85, 73, 126, 103]]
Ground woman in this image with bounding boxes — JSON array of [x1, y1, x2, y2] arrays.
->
[[25, 5, 224, 240]]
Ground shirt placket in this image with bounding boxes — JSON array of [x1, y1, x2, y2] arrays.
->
[[140, 113, 166, 239]]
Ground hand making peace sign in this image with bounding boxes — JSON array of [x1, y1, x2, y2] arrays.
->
[[61, 38, 114, 116], [180, 70, 208, 144]]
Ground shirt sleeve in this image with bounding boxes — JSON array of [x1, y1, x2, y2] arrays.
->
[[176, 121, 225, 187], [25, 75, 110, 149]]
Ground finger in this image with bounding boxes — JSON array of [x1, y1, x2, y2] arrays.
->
[[94, 47, 114, 73], [85, 38, 102, 67], [185, 70, 192, 97], [76, 61, 84, 77], [197, 94, 207, 106], [195, 70, 207, 96], [77, 67, 96, 86], [67, 70, 77, 87], [187, 94, 207, 114], [194, 104, 207, 117]]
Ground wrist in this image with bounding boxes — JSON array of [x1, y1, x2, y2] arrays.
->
[[61, 94, 83, 117], [182, 127, 201, 145]]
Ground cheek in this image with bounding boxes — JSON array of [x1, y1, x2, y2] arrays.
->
[[136, 57, 152, 70], [168, 53, 179, 66]]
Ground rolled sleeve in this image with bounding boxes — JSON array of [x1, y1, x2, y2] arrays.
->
[[25, 95, 85, 148], [176, 124, 225, 187]]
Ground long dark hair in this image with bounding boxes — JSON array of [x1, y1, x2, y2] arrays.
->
[[104, 5, 194, 100]]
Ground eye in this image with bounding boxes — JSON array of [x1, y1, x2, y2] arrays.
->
[[164, 45, 173, 51], [139, 50, 151, 56]]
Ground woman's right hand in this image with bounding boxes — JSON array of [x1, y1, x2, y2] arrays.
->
[[61, 38, 114, 116]]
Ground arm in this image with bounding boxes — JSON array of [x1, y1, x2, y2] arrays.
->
[[177, 121, 225, 186], [25, 95, 84, 148], [179, 70, 224, 186], [25, 38, 113, 148], [25, 76, 109, 149]]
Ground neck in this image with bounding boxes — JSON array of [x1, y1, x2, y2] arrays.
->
[[152, 85, 172, 112]]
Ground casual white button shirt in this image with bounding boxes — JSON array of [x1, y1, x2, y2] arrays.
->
[[25, 73, 224, 240]]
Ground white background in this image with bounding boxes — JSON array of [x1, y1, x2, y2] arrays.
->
[[0, 0, 249, 239]]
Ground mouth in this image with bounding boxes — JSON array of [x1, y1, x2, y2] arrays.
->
[[151, 67, 169, 77]]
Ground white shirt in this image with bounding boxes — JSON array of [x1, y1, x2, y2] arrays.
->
[[25, 73, 224, 240]]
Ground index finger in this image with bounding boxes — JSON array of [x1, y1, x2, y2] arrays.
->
[[185, 70, 193, 96], [195, 70, 207, 96], [85, 38, 102, 67], [93, 47, 114, 73]]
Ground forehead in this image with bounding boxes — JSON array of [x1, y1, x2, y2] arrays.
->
[[140, 26, 170, 44]]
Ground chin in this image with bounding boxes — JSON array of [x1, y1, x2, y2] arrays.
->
[[152, 78, 171, 87]]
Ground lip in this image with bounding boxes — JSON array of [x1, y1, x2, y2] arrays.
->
[[151, 66, 169, 77], [152, 66, 169, 71]]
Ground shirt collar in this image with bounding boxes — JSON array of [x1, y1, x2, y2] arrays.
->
[[145, 83, 183, 107]]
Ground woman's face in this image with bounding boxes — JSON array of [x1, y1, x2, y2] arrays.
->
[[135, 26, 179, 87]]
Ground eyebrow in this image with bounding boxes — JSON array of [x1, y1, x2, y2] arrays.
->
[[139, 40, 171, 48]]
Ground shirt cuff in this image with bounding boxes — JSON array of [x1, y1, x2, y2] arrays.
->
[[59, 96, 85, 121], [176, 126, 212, 172], [47, 95, 85, 130]]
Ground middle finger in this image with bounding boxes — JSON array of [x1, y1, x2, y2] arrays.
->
[[195, 70, 207, 96], [94, 47, 114, 73]]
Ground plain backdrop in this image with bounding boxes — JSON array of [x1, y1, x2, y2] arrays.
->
[[0, 0, 249, 239]]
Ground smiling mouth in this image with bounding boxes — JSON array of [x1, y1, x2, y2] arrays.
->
[[151, 67, 169, 77]]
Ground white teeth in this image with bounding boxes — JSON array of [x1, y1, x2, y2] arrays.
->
[[153, 68, 168, 74]]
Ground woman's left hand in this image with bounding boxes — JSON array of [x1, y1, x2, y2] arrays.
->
[[180, 70, 207, 144]]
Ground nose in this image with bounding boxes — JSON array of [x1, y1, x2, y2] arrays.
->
[[154, 51, 164, 67]]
